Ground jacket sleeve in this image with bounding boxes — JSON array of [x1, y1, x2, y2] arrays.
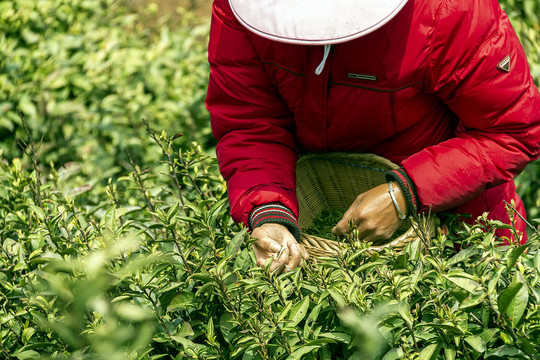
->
[[401, 0, 540, 212], [205, 0, 299, 227]]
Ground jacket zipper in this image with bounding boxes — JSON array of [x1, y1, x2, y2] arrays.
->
[[315, 44, 332, 75], [303, 45, 333, 152], [320, 45, 332, 150]]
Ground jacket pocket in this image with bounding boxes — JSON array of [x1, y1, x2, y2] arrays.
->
[[325, 85, 395, 151]]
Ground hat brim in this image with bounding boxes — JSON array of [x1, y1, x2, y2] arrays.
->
[[229, 0, 408, 45]]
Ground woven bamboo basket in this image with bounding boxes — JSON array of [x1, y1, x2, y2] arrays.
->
[[296, 153, 434, 258]]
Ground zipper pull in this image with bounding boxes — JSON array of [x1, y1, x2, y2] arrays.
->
[[315, 44, 331, 75]]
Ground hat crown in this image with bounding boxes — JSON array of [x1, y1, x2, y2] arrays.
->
[[229, 0, 409, 45]]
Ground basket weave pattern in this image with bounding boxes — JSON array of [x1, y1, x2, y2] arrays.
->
[[296, 153, 433, 258]]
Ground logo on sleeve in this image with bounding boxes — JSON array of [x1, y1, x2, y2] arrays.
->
[[497, 55, 511, 73]]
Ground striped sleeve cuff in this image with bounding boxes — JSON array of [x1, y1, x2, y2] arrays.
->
[[249, 203, 302, 242], [385, 169, 421, 217]]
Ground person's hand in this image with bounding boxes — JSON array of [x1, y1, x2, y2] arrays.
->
[[251, 223, 309, 272], [332, 182, 406, 243]]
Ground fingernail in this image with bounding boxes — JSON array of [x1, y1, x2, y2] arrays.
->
[[269, 242, 281, 253]]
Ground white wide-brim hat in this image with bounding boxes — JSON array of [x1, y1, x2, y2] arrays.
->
[[229, 0, 409, 45]]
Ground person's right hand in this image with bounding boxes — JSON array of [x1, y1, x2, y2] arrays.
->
[[251, 223, 309, 273]]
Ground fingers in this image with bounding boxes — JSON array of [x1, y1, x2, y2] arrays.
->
[[255, 240, 308, 273], [286, 241, 302, 270], [332, 218, 347, 236], [300, 244, 310, 261], [332, 196, 361, 236], [253, 236, 282, 253], [252, 231, 286, 270], [360, 231, 378, 244], [335, 219, 386, 243], [251, 223, 310, 273], [332, 186, 399, 240], [272, 242, 310, 273], [333, 213, 390, 242], [332, 214, 356, 236], [269, 247, 290, 272]]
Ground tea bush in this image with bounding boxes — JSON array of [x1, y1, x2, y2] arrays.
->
[[2, 127, 540, 359], [1, 0, 540, 359], [0, 0, 212, 175]]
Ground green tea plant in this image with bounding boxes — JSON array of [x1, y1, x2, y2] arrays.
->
[[0, 0, 212, 177], [1, 0, 540, 359], [0, 124, 231, 359], [303, 209, 345, 239], [2, 119, 540, 359]]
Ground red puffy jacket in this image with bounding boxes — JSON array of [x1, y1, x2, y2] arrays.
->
[[206, 0, 540, 240]]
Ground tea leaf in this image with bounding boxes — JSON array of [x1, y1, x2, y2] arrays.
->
[[418, 343, 441, 360], [286, 344, 321, 360], [444, 273, 481, 294], [171, 335, 197, 349], [220, 313, 235, 344], [479, 328, 500, 344], [176, 322, 194, 338], [318, 332, 350, 343], [29, 206, 45, 221], [303, 303, 322, 338], [417, 323, 464, 335], [460, 291, 486, 309], [166, 202, 179, 223], [511, 272, 529, 325], [497, 282, 523, 315], [382, 348, 404, 360], [464, 336, 486, 353], [167, 291, 195, 312], [485, 345, 528, 358], [488, 267, 505, 294], [397, 303, 414, 328], [102, 206, 117, 233], [207, 317, 215, 343], [447, 247, 481, 266], [288, 297, 310, 327], [225, 228, 247, 257], [507, 245, 528, 271], [13, 350, 40, 360], [327, 289, 346, 308], [498, 271, 529, 326], [278, 301, 294, 322], [444, 347, 456, 360]]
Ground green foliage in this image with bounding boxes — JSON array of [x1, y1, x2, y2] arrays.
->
[[303, 209, 344, 239], [1, 0, 540, 359], [499, 0, 540, 219], [0, 0, 212, 175], [499, 0, 540, 80], [2, 138, 540, 359], [0, 128, 232, 359]]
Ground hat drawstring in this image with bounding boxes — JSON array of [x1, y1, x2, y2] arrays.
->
[[315, 44, 331, 75]]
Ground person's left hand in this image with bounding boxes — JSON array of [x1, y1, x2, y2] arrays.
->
[[332, 182, 406, 243]]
